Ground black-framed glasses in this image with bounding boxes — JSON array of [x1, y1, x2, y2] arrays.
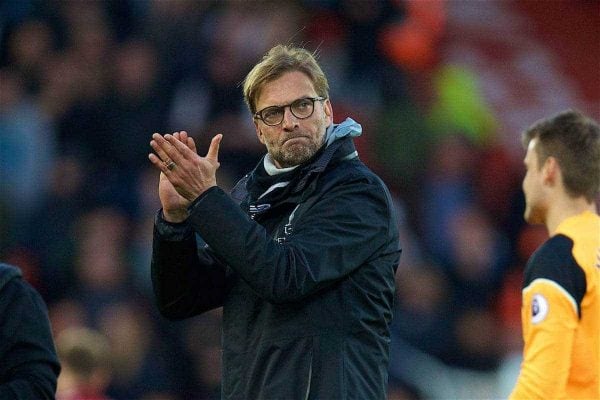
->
[[254, 96, 326, 126]]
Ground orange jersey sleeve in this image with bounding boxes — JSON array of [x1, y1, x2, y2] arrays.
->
[[510, 278, 579, 399]]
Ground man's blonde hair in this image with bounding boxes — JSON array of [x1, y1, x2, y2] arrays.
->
[[243, 44, 329, 114]]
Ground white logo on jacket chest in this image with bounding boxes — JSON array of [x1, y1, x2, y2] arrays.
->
[[276, 204, 301, 244], [249, 204, 271, 219], [277, 223, 293, 244]]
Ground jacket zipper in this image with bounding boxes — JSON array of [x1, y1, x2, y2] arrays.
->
[[304, 351, 313, 400]]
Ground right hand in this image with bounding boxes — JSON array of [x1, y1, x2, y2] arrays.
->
[[149, 131, 195, 223]]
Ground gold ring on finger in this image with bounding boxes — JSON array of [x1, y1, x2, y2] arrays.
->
[[165, 160, 176, 171]]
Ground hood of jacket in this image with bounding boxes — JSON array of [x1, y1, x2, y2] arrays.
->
[[0, 263, 22, 292]]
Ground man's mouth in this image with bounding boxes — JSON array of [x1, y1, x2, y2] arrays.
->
[[283, 136, 309, 145]]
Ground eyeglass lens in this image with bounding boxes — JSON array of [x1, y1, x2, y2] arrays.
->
[[261, 98, 316, 126]]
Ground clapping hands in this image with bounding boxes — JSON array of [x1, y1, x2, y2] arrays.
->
[[149, 131, 223, 222]]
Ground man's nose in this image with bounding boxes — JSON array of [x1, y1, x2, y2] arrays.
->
[[281, 107, 298, 129]]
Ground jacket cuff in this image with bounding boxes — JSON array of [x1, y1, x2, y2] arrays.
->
[[154, 209, 193, 241], [188, 185, 220, 210]]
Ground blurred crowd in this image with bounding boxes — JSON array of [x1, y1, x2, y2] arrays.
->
[[0, 0, 597, 399]]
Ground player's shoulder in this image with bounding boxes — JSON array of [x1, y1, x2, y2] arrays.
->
[[529, 233, 573, 264], [524, 234, 586, 316]]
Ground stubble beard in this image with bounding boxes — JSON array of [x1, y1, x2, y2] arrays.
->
[[275, 141, 320, 168], [272, 133, 325, 168]]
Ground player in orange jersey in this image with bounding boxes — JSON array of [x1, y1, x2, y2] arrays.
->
[[510, 110, 600, 399]]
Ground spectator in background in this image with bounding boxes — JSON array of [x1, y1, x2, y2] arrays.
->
[[510, 110, 600, 399], [0, 67, 56, 227], [97, 300, 186, 400], [391, 262, 453, 364], [421, 134, 478, 265], [182, 310, 223, 399], [47, 298, 89, 340], [88, 39, 167, 216], [0, 262, 60, 399], [56, 327, 112, 400], [2, 19, 56, 95], [23, 156, 86, 303], [69, 206, 133, 322], [149, 44, 400, 399]]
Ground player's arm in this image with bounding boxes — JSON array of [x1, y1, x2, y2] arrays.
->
[[510, 235, 586, 400], [510, 279, 579, 399]]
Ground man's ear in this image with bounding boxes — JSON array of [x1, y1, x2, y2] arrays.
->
[[324, 99, 333, 125], [254, 120, 265, 144], [542, 156, 560, 186]]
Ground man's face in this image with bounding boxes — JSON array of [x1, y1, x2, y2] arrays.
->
[[253, 71, 332, 168], [522, 138, 548, 224]]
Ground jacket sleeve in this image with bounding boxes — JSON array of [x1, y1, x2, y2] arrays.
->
[[187, 179, 396, 304], [151, 211, 230, 320], [0, 279, 60, 400]]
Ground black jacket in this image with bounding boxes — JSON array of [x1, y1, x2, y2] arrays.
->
[[0, 263, 60, 399], [152, 137, 401, 399]]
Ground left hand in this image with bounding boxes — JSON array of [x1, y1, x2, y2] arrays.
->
[[149, 132, 223, 202]]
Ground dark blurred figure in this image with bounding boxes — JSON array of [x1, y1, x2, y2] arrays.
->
[[0, 67, 56, 230], [142, 0, 214, 87], [392, 263, 452, 359], [421, 134, 479, 264], [182, 310, 223, 399], [447, 206, 510, 305], [24, 156, 86, 302], [68, 206, 134, 322], [88, 39, 169, 216], [0, 262, 60, 399], [54, 1, 115, 163], [2, 18, 56, 94], [105, 39, 167, 170]]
